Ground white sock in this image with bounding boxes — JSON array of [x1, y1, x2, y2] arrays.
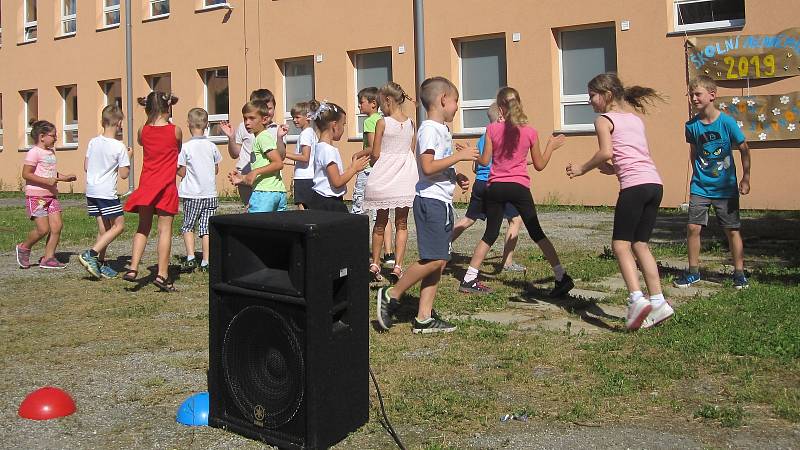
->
[[464, 266, 479, 283], [628, 291, 644, 304], [186, 255, 195, 261], [649, 293, 666, 308], [200, 260, 209, 267], [552, 264, 565, 282]]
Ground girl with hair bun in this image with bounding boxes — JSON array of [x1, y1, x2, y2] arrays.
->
[[307, 101, 370, 212], [460, 87, 573, 299], [122, 91, 182, 292]]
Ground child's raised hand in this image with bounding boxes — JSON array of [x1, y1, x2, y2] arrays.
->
[[455, 173, 471, 191], [277, 124, 289, 139], [228, 170, 244, 186], [353, 154, 370, 172], [547, 134, 567, 151], [565, 162, 584, 179], [219, 121, 235, 139], [456, 144, 479, 162], [59, 173, 78, 182]]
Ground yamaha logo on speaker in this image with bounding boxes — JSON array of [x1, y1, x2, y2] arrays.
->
[[254, 404, 266, 426]]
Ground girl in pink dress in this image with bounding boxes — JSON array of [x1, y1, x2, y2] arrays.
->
[[364, 82, 418, 283], [123, 92, 182, 291]]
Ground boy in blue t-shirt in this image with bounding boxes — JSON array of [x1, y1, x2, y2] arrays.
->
[[676, 75, 751, 289]]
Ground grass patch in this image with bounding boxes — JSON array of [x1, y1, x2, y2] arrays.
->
[[694, 404, 745, 427]]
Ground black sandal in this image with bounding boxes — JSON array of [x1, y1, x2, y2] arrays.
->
[[122, 269, 138, 282], [153, 275, 176, 292]]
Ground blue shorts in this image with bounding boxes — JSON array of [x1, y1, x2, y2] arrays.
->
[[87, 197, 124, 218], [249, 191, 288, 213], [413, 196, 453, 261]]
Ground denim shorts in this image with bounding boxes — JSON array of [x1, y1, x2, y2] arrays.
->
[[413, 196, 453, 261], [688, 194, 740, 229], [249, 191, 287, 213]]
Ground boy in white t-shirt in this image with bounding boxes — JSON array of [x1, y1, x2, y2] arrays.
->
[[177, 108, 222, 272], [220, 89, 286, 208], [376, 77, 478, 334], [78, 105, 132, 279]]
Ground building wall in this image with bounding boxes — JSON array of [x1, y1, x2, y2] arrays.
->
[[0, 0, 798, 208]]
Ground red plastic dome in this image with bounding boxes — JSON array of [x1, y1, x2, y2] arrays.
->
[[18, 387, 76, 420]]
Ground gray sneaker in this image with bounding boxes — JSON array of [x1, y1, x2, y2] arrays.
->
[[99, 263, 118, 279], [79, 250, 101, 278], [376, 287, 396, 331], [413, 316, 457, 334]]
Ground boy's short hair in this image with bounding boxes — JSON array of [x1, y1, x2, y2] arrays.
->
[[357, 87, 378, 103], [419, 76, 458, 110], [101, 104, 124, 127], [242, 100, 271, 118], [250, 89, 275, 105], [487, 103, 500, 123], [188, 108, 209, 129], [689, 75, 717, 93], [291, 101, 311, 117]]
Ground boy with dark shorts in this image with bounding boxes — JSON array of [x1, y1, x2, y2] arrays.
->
[[375, 77, 478, 334], [676, 75, 751, 289], [79, 105, 131, 278]]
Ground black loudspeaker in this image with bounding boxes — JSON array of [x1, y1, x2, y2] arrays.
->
[[207, 211, 370, 449]]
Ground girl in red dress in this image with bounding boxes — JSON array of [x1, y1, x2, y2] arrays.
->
[[123, 92, 182, 291]]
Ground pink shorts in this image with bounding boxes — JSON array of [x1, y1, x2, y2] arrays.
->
[[26, 196, 62, 219]]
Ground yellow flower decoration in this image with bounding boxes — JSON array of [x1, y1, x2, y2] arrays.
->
[[786, 111, 796, 122]]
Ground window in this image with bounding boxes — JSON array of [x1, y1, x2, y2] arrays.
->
[[459, 37, 507, 132], [102, 80, 123, 140], [0, 94, 4, 150], [147, 73, 171, 93], [203, 68, 229, 142], [23, 0, 37, 42], [282, 58, 315, 136], [61, 0, 76, 35], [354, 50, 392, 134], [204, 0, 229, 7], [59, 85, 78, 147], [150, 0, 169, 18], [558, 26, 617, 131], [674, 0, 745, 32], [21, 90, 38, 147], [104, 0, 120, 27]]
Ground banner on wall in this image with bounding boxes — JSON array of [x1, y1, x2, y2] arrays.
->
[[716, 92, 800, 141], [687, 28, 800, 81]]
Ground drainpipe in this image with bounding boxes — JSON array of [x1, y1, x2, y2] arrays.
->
[[413, 0, 426, 124], [122, 0, 135, 195]]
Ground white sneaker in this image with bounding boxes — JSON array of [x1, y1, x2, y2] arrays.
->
[[626, 297, 652, 331], [641, 301, 675, 329]]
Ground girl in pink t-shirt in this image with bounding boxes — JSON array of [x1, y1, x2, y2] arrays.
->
[[567, 73, 672, 331], [460, 87, 574, 299], [16, 120, 77, 269]]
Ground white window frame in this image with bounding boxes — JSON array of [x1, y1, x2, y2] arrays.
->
[[353, 49, 392, 137], [21, 90, 37, 148], [458, 37, 507, 134], [673, 0, 745, 33], [103, 0, 121, 27], [283, 57, 315, 139], [61, 0, 76, 36], [557, 26, 616, 132], [203, 68, 229, 143], [60, 85, 79, 148], [23, 0, 37, 43], [202, 0, 230, 10], [149, 0, 169, 19]]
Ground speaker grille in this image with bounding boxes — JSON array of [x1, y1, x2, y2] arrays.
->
[[222, 306, 304, 428]]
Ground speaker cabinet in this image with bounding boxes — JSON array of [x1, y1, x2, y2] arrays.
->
[[208, 211, 369, 449]]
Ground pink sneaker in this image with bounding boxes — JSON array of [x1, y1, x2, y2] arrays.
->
[[39, 257, 66, 269], [16, 244, 31, 269]]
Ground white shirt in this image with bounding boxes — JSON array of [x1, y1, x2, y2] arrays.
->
[[178, 136, 222, 198], [312, 142, 345, 198], [415, 120, 456, 203], [236, 122, 284, 173], [293, 127, 318, 180], [85, 135, 130, 200]]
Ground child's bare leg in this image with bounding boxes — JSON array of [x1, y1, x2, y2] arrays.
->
[[534, 237, 562, 268], [724, 228, 745, 272], [95, 216, 125, 260], [384, 220, 393, 255], [156, 212, 173, 279], [129, 207, 154, 272], [613, 240, 643, 294], [371, 209, 389, 267], [467, 240, 492, 271], [632, 241, 662, 296], [501, 216, 522, 267], [417, 260, 446, 320], [393, 208, 410, 268], [388, 259, 445, 300], [42, 212, 64, 260], [183, 231, 195, 259], [201, 234, 210, 264], [687, 223, 702, 269], [450, 217, 475, 243], [23, 216, 50, 250]]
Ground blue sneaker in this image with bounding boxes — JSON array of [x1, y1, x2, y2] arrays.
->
[[99, 263, 118, 279], [673, 272, 701, 288], [78, 250, 101, 278], [733, 273, 749, 289]]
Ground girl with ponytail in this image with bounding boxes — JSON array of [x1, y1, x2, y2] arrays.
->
[[460, 87, 574, 298]]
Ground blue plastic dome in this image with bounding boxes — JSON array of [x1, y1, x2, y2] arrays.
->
[[176, 392, 209, 426]]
